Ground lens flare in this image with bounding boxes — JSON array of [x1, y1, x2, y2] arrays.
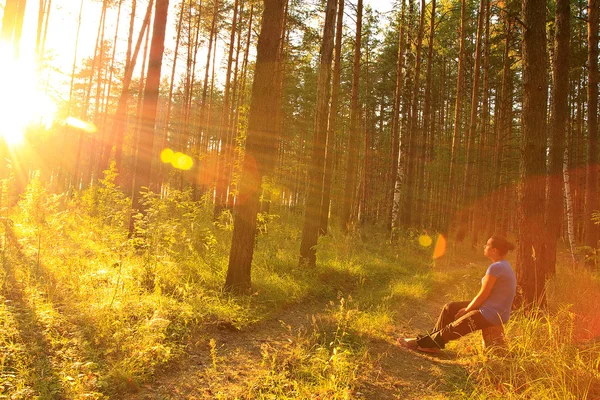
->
[[160, 148, 174, 163], [433, 234, 447, 259], [160, 148, 193, 171], [172, 152, 193, 170], [66, 117, 97, 133], [418, 234, 433, 248]]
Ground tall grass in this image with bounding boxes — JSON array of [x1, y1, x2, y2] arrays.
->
[[451, 259, 600, 399], [1, 173, 599, 398]]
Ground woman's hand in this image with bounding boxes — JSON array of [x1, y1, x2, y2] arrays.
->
[[455, 308, 467, 319]]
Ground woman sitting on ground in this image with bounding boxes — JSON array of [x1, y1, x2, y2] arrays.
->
[[400, 235, 516, 354]]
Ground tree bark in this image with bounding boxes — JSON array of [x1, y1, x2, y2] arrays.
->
[[299, 0, 337, 267], [319, 0, 344, 235], [458, 0, 486, 239], [516, 0, 549, 307], [446, 0, 467, 234], [340, 0, 362, 232], [546, 0, 570, 275], [225, 0, 286, 293], [214, 0, 240, 217], [129, 0, 169, 235], [585, 0, 599, 258], [390, 0, 406, 237]]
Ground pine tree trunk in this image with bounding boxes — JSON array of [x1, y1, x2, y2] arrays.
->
[[194, 0, 220, 199], [402, 0, 425, 228], [546, 0, 570, 275], [112, 0, 153, 182], [473, 0, 490, 246], [446, 0, 467, 234], [215, 0, 240, 217], [129, 0, 169, 235], [340, 0, 362, 232], [516, 0, 549, 307], [585, 0, 599, 259], [421, 0, 436, 229], [320, 0, 344, 235], [299, 0, 337, 267], [390, 0, 406, 237], [225, 0, 286, 293], [458, 0, 485, 240], [564, 144, 577, 267], [158, 0, 185, 190]]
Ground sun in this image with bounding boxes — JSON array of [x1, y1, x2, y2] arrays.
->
[[0, 41, 57, 147]]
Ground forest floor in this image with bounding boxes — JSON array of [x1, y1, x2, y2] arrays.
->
[[130, 292, 469, 400], [2, 182, 599, 399], [128, 250, 480, 400]]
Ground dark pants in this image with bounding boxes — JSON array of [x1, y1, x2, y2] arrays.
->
[[416, 301, 494, 349]]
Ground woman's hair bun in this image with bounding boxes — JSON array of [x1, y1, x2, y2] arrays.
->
[[490, 235, 514, 256]]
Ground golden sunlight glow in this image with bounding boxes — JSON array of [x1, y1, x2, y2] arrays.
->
[[161, 148, 193, 171], [0, 41, 57, 146], [433, 234, 447, 259], [66, 117, 97, 133]]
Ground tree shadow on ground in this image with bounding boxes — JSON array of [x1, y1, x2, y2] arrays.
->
[[1, 237, 66, 399], [1, 221, 106, 399]]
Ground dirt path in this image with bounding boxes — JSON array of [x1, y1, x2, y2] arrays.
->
[[130, 294, 469, 400]]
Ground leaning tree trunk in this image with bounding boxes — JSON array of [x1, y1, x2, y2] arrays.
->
[[129, 0, 169, 235], [516, 0, 549, 307], [546, 0, 570, 275], [224, 0, 287, 293], [299, 0, 337, 267], [340, 0, 362, 233]]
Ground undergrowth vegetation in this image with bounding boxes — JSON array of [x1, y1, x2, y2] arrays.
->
[[0, 172, 599, 399]]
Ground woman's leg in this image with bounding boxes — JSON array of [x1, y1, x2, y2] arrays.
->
[[417, 301, 483, 349], [418, 309, 494, 349], [431, 301, 470, 333]]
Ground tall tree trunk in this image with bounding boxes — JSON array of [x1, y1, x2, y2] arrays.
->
[[319, 0, 344, 235], [299, 0, 337, 267], [473, 0, 490, 246], [261, 0, 288, 214], [194, 0, 220, 199], [390, 0, 406, 237], [585, 0, 599, 260], [110, 0, 154, 180], [489, 8, 512, 237], [446, 0, 467, 234], [458, 0, 485, 239], [129, 0, 169, 235], [224, 0, 286, 293], [340, 0, 362, 232], [516, 0, 549, 307], [564, 144, 577, 267], [403, 0, 426, 228], [546, 0, 570, 275], [214, 0, 240, 217], [421, 0, 436, 228], [158, 0, 185, 189]]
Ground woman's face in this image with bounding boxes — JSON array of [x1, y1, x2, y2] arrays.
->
[[483, 238, 495, 258]]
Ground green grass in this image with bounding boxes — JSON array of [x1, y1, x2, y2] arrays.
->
[[0, 175, 599, 398]]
